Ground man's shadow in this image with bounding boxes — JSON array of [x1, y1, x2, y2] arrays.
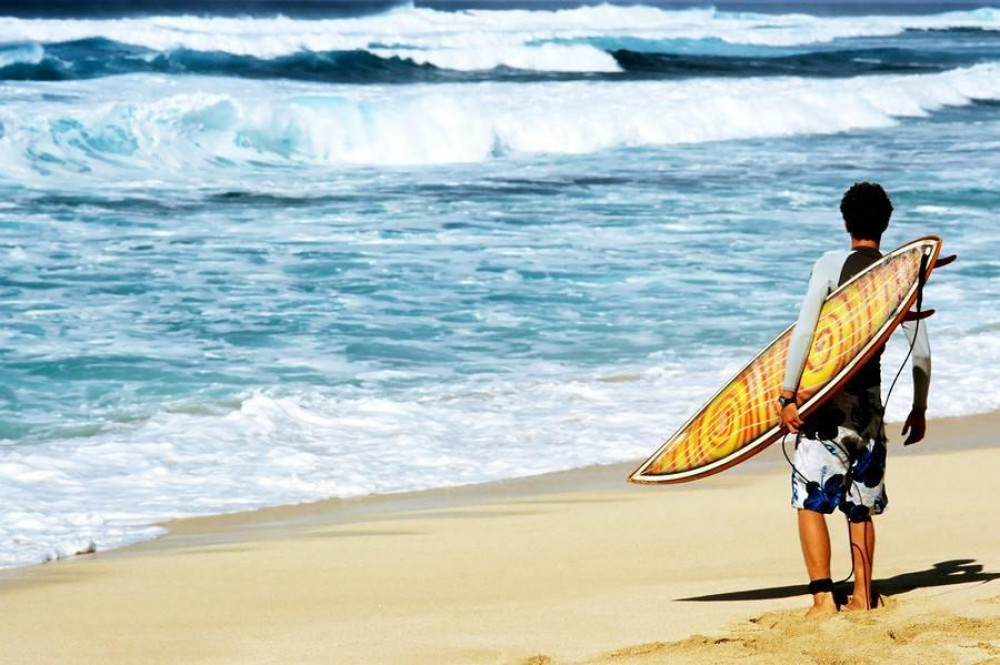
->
[[678, 559, 999, 602]]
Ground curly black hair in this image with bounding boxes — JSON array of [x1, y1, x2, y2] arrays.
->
[[840, 182, 893, 241]]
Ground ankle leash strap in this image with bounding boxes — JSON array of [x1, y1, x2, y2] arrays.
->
[[808, 578, 834, 594]]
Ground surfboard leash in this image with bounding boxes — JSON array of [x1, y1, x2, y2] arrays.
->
[[841, 249, 932, 607]]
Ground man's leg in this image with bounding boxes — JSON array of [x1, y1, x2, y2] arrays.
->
[[798, 508, 837, 616], [845, 518, 876, 610]]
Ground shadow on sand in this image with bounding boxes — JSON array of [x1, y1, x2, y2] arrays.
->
[[678, 559, 1000, 602]]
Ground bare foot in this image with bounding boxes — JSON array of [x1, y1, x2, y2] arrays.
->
[[805, 592, 838, 618], [841, 594, 871, 612]]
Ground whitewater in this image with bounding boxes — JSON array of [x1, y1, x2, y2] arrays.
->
[[1, 2, 1000, 568], [2, 64, 1000, 173]]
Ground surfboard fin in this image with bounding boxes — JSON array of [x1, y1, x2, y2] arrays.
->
[[935, 254, 957, 268], [902, 308, 935, 322]]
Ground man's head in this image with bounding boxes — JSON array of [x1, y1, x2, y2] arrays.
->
[[840, 182, 893, 242]]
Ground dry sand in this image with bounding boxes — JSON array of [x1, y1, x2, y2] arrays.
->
[[0, 412, 998, 664]]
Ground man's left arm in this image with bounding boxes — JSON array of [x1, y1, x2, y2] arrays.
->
[[900, 319, 931, 445]]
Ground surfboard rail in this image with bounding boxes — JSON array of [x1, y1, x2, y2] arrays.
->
[[629, 236, 943, 485]]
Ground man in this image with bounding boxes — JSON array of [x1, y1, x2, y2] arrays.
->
[[778, 182, 931, 617]]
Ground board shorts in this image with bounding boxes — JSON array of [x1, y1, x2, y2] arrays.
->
[[790, 385, 888, 522]]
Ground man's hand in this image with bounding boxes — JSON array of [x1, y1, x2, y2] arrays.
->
[[778, 392, 803, 434], [902, 408, 927, 445]]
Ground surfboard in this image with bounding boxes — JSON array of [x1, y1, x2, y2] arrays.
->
[[629, 236, 945, 485]]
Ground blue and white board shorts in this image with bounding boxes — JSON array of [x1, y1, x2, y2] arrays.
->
[[790, 386, 888, 522]]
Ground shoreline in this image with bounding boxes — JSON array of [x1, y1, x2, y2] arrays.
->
[[0, 410, 991, 571], [1, 410, 998, 663], [6, 409, 997, 570]]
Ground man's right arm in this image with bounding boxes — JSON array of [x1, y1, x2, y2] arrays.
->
[[779, 253, 840, 432], [781, 254, 838, 397]]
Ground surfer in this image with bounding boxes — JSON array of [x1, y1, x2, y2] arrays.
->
[[778, 182, 931, 617]]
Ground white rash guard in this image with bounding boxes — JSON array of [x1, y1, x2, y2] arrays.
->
[[781, 246, 931, 410]]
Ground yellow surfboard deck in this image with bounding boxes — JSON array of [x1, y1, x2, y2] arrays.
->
[[629, 236, 943, 485]]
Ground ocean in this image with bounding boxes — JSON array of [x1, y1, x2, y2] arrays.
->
[[1, 0, 998, 568]]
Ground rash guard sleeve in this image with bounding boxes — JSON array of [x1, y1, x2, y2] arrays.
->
[[781, 252, 846, 395], [901, 319, 931, 410]]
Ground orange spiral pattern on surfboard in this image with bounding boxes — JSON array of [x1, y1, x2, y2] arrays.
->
[[634, 239, 938, 481]]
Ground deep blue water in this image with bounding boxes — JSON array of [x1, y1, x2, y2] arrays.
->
[[6, 30, 1000, 83]]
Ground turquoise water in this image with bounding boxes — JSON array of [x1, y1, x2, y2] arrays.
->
[[1, 4, 1000, 567]]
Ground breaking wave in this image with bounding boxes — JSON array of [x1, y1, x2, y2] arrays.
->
[[1, 5, 1000, 80], [2, 64, 999, 176]]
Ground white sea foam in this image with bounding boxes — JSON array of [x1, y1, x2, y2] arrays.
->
[[0, 42, 44, 69], [1, 64, 999, 176], [0, 365, 684, 568], [1, 311, 997, 570], [1, 5, 1000, 72], [371, 43, 622, 73]]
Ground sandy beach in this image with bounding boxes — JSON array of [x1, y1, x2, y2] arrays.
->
[[0, 412, 998, 664]]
